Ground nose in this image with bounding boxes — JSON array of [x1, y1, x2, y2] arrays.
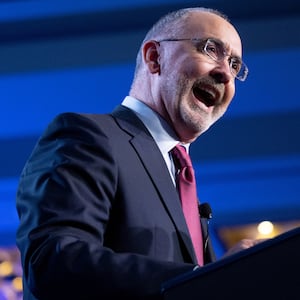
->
[[209, 59, 232, 84]]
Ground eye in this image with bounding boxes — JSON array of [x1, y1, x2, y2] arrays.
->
[[229, 57, 242, 74], [203, 40, 223, 60], [205, 42, 218, 55]]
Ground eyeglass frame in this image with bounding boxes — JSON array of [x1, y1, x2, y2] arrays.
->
[[156, 38, 249, 82]]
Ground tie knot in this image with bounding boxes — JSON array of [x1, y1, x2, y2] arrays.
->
[[171, 144, 192, 169]]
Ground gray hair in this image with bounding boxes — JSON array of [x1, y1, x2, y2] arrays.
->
[[132, 7, 229, 79]]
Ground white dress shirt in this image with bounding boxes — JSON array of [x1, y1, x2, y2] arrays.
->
[[122, 96, 190, 184]]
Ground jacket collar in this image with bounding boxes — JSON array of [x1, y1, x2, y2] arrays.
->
[[111, 105, 197, 263]]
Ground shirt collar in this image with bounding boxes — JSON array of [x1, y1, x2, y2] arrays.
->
[[122, 96, 190, 154]]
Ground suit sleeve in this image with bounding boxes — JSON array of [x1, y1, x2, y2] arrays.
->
[[16, 112, 194, 300]]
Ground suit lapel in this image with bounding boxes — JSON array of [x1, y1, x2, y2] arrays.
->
[[112, 105, 197, 263]]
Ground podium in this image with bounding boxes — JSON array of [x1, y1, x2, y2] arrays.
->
[[161, 227, 300, 299]]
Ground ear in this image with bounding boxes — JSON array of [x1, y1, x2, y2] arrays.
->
[[142, 40, 161, 74]]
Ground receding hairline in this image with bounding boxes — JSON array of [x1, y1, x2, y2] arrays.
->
[[132, 7, 231, 84], [143, 7, 230, 42]]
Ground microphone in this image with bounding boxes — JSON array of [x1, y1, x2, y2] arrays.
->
[[199, 202, 212, 220], [198, 202, 215, 262]]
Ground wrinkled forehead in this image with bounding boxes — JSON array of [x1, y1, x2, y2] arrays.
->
[[181, 11, 242, 56]]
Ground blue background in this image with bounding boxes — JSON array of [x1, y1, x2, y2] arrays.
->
[[0, 0, 299, 257]]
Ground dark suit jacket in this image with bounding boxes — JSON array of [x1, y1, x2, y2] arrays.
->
[[16, 105, 215, 300]]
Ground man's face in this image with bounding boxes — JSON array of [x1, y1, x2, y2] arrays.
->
[[155, 11, 243, 143]]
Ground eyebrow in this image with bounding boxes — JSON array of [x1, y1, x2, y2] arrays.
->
[[208, 37, 242, 61]]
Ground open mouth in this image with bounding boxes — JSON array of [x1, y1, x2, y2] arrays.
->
[[193, 86, 217, 107]]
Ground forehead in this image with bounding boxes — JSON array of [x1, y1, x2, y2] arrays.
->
[[182, 11, 242, 55]]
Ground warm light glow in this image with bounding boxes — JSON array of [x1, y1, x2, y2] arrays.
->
[[12, 276, 23, 292], [257, 221, 274, 235], [0, 261, 13, 277]]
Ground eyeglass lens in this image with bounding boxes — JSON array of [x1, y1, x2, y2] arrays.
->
[[203, 39, 247, 81]]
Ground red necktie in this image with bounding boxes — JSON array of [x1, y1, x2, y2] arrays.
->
[[171, 144, 204, 265]]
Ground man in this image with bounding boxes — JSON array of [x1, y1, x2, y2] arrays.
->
[[16, 7, 256, 300]]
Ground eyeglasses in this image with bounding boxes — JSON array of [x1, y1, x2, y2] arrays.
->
[[157, 38, 249, 82]]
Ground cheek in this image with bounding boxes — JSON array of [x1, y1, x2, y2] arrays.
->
[[229, 81, 236, 98], [184, 60, 204, 78], [167, 52, 202, 76], [224, 82, 236, 106], [191, 57, 216, 76]]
